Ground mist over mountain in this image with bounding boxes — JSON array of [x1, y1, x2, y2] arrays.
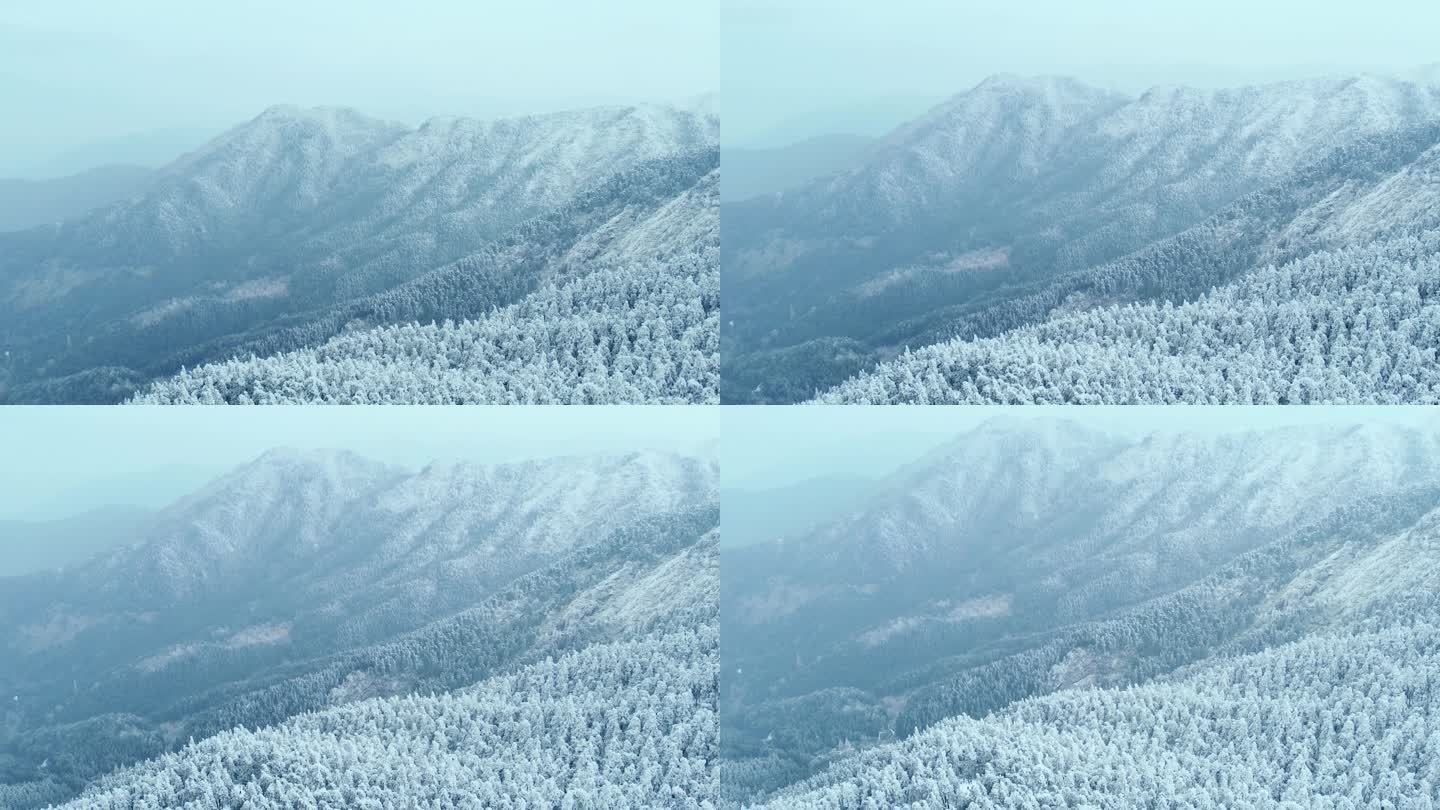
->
[[721, 475, 877, 549], [721, 419, 1440, 805], [3, 128, 217, 182], [0, 167, 156, 233], [722, 135, 874, 202], [0, 100, 718, 404], [0, 506, 153, 577], [722, 72, 1440, 403], [133, 152, 720, 404], [0, 446, 719, 808]]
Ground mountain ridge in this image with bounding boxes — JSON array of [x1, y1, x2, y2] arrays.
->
[[0, 101, 718, 403], [721, 421, 1440, 803], [722, 72, 1440, 403], [0, 447, 719, 808]]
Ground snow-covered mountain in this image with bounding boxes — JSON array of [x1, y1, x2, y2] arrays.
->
[[0, 447, 718, 808], [132, 154, 721, 404], [818, 122, 1440, 404], [54, 103, 711, 261], [731, 419, 1438, 584], [57, 626, 720, 809], [721, 419, 1440, 804], [822, 230, 1440, 404], [722, 73, 1440, 403], [757, 610, 1440, 808], [0, 102, 718, 403]]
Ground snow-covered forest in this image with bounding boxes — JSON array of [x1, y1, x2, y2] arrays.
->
[[758, 614, 1440, 808], [134, 251, 718, 405], [56, 628, 719, 808], [722, 418, 1440, 806], [821, 231, 1440, 404], [0, 104, 718, 404], [722, 73, 1440, 404], [0, 448, 720, 809]]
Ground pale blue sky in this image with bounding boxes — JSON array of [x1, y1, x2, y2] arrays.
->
[[723, 406, 1440, 490], [724, 0, 1440, 145], [0, 407, 716, 521], [1, 0, 718, 174]]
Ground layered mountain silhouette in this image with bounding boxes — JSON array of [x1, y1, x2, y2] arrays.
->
[[134, 152, 719, 404], [0, 166, 155, 233], [0, 448, 719, 808], [721, 134, 873, 202], [0, 506, 153, 577], [721, 474, 877, 549], [721, 419, 1440, 805], [0, 101, 718, 403], [722, 73, 1440, 403]]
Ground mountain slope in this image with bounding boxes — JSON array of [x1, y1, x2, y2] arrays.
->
[[758, 609, 1440, 808], [0, 448, 718, 807], [721, 421, 1440, 802], [131, 153, 721, 404], [0, 104, 718, 403], [821, 230, 1440, 404], [722, 74, 1440, 402], [817, 124, 1440, 403], [58, 625, 719, 810]]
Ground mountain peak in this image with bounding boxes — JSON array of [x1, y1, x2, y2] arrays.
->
[[203, 104, 404, 152], [250, 104, 380, 126], [961, 73, 1124, 108], [170, 447, 401, 512], [249, 446, 375, 469], [863, 73, 1124, 178], [891, 415, 1118, 484], [973, 73, 1092, 94], [156, 103, 406, 188]]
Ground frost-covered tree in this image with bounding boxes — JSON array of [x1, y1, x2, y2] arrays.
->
[[133, 250, 719, 404], [819, 231, 1440, 404], [756, 617, 1440, 808], [0, 450, 719, 808], [60, 627, 720, 809], [721, 422, 1440, 806], [0, 108, 719, 404]]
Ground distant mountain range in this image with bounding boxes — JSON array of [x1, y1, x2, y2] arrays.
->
[[721, 419, 1440, 805], [0, 505, 153, 577], [0, 166, 156, 233], [720, 475, 876, 548], [724, 95, 944, 151], [0, 447, 719, 808], [721, 135, 873, 202], [10, 127, 218, 180], [722, 73, 1440, 403], [0, 101, 718, 403]]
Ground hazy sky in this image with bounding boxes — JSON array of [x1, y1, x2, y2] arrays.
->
[[0, 407, 716, 521], [723, 406, 1440, 490], [723, 0, 1440, 145], [1, 0, 717, 175]]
